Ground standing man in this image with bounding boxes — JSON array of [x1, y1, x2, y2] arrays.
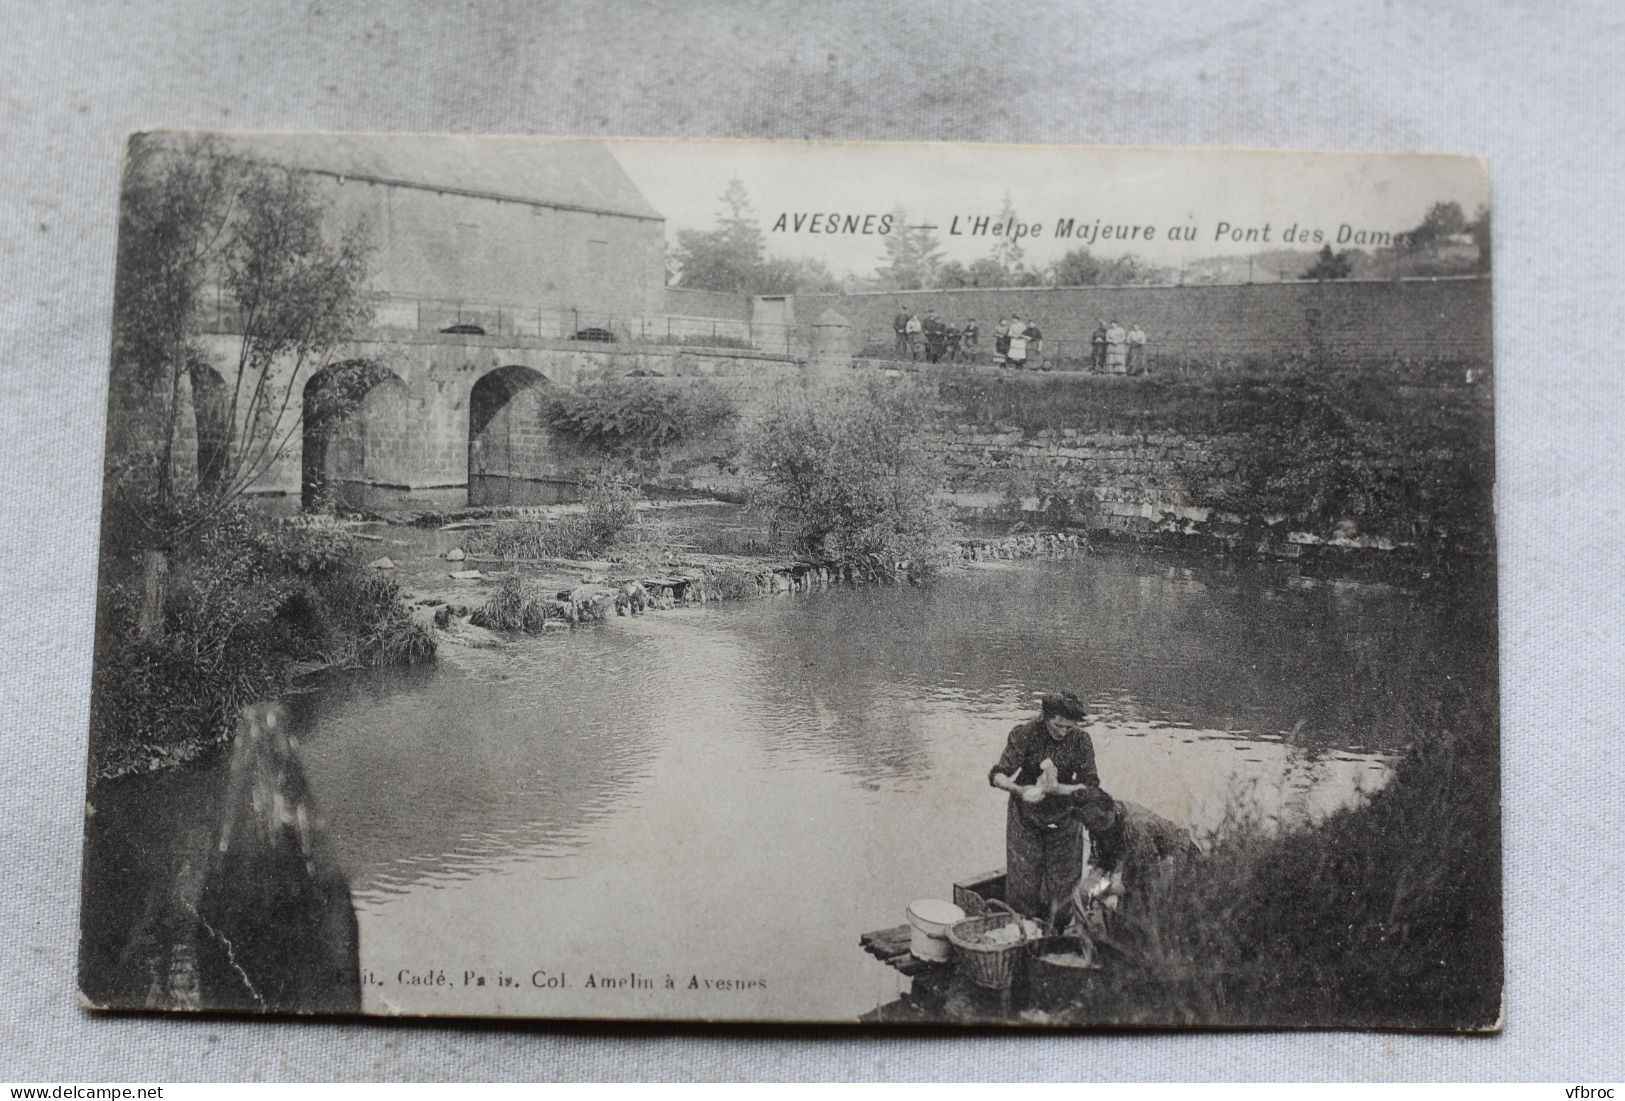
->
[[905, 311, 923, 361], [993, 316, 1011, 366], [1127, 322, 1148, 375], [1090, 321, 1108, 373], [924, 310, 947, 363], [988, 691, 1099, 918], [1105, 318, 1128, 375], [893, 304, 910, 358]]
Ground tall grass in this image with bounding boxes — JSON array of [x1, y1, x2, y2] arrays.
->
[[468, 575, 610, 632], [700, 563, 765, 600], [1073, 647, 1500, 1029], [465, 476, 639, 561], [466, 519, 599, 562]]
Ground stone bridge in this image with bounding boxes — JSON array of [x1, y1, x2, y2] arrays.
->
[[184, 329, 808, 508]]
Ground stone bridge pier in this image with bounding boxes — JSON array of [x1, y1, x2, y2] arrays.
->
[[194, 332, 554, 506], [187, 329, 803, 508]]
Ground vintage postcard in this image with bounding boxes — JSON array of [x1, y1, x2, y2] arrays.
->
[[79, 132, 1499, 1029]]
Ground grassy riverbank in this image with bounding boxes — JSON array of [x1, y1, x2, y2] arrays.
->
[[1055, 593, 1501, 1030], [88, 509, 435, 781]]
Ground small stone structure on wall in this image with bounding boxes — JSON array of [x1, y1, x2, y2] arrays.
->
[[806, 308, 854, 382]]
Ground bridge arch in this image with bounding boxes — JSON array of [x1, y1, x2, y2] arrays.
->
[[301, 360, 409, 510], [468, 365, 555, 503], [187, 360, 231, 494]]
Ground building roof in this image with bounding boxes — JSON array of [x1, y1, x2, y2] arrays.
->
[[163, 131, 665, 222]]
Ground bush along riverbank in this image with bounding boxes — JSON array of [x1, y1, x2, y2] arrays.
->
[[856, 581, 1501, 1030], [1039, 598, 1501, 1030], [1078, 705, 1497, 1028], [423, 375, 1100, 636], [88, 509, 435, 782]]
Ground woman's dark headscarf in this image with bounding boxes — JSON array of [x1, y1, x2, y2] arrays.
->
[[1076, 784, 1125, 871]]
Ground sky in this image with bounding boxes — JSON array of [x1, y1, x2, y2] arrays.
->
[[609, 138, 1490, 277]]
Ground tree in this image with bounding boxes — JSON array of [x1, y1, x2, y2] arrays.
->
[[671, 178, 767, 293], [935, 260, 972, 289], [1303, 244, 1356, 281], [989, 192, 1025, 273], [742, 375, 952, 572], [753, 254, 843, 294], [669, 179, 845, 294], [967, 256, 1013, 287], [1053, 247, 1105, 286], [1096, 253, 1164, 285], [1405, 200, 1469, 250], [938, 256, 1019, 288], [1052, 247, 1162, 286], [875, 205, 944, 290], [1468, 204, 1491, 272], [108, 136, 373, 640]]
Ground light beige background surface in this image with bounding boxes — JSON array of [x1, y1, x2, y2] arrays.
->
[[1, 0, 1620, 1081]]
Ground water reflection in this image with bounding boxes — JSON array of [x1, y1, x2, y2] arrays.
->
[[319, 473, 582, 514], [287, 639, 672, 902], [89, 552, 1491, 1022]]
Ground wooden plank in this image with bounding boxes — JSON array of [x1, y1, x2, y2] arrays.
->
[[859, 924, 912, 960], [892, 955, 938, 977]]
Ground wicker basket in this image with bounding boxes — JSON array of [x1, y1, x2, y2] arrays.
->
[[945, 899, 1035, 990]]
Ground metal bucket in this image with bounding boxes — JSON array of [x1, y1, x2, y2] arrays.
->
[[906, 899, 966, 962]]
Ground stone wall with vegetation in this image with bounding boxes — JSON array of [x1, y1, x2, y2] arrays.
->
[[924, 364, 1495, 564]]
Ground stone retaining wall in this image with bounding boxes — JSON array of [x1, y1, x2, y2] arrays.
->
[[928, 419, 1486, 562]]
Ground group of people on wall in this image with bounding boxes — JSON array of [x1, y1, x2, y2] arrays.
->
[[991, 313, 1044, 369], [1089, 319, 1150, 375], [891, 307, 981, 364], [889, 302, 1151, 373]]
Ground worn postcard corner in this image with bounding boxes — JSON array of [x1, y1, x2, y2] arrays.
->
[[80, 132, 1499, 1031]]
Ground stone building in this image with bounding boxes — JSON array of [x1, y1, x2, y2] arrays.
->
[[214, 132, 668, 335], [108, 133, 675, 508]]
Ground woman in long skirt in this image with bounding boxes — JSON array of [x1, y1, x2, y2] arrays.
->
[[1104, 319, 1128, 374]]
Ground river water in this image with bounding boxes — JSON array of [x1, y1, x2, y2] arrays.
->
[[83, 547, 1493, 1022]]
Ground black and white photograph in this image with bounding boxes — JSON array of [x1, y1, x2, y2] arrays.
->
[[77, 131, 1500, 1030]]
